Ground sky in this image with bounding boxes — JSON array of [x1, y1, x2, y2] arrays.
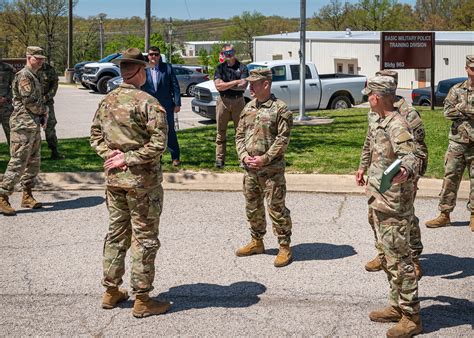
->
[[74, 0, 416, 20]]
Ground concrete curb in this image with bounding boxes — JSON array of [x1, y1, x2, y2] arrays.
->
[[2, 171, 468, 200]]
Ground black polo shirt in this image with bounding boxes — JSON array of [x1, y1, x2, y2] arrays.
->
[[214, 60, 249, 96]]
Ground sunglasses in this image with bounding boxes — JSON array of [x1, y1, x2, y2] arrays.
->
[[148, 53, 160, 56], [223, 50, 235, 57]]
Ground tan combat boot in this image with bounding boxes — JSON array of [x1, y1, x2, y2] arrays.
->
[[132, 294, 171, 318], [0, 194, 16, 216], [412, 258, 423, 280], [425, 211, 450, 228], [274, 244, 292, 267], [235, 239, 265, 257], [365, 255, 383, 272], [386, 313, 423, 337], [21, 189, 42, 209], [102, 287, 129, 309], [369, 306, 402, 322], [470, 213, 474, 232]]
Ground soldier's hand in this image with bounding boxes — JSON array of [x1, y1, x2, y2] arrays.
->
[[174, 106, 180, 113], [243, 156, 253, 165], [104, 151, 126, 170], [41, 112, 49, 129], [248, 156, 264, 169], [392, 167, 409, 184], [355, 169, 366, 186]]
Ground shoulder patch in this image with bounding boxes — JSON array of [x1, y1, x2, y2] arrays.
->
[[19, 76, 32, 93]]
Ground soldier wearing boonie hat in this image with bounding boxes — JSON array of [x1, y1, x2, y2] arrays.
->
[[426, 54, 474, 232], [359, 70, 427, 280], [0, 46, 48, 216], [361, 75, 397, 95], [91, 47, 171, 317]]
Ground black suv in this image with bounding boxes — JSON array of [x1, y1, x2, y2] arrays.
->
[[411, 77, 467, 107]]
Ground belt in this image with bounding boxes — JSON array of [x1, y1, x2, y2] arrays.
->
[[220, 93, 243, 99]]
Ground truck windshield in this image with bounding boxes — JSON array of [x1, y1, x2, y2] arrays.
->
[[100, 53, 121, 63]]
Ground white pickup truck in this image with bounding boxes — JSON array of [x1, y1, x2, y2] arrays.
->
[[191, 60, 367, 120]]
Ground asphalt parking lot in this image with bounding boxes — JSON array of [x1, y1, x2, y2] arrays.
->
[[0, 190, 472, 336]]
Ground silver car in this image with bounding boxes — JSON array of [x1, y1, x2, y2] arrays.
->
[[106, 65, 209, 96]]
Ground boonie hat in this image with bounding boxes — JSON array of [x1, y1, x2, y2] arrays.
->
[[362, 76, 397, 95], [26, 46, 46, 59], [112, 48, 148, 67], [466, 55, 474, 67], [246, 68, 272, 82]]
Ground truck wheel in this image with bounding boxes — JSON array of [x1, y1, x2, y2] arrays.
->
[[330, 95, 351, 110], [90, 84, 99, 92], [97, 76, 112, 94], [186, 83, 197, 96], [421, 101, 431, 106]]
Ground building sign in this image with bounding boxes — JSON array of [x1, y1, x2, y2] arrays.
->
[[381, 32, 434, 69], [2, 58, 27, 73]]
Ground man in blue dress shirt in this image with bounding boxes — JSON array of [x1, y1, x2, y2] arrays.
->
[[142, 46, 181, 166]]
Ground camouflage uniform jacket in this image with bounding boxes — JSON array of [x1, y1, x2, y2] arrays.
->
[[11, 66, 47, 131], [90, 83, 168, 189], [443, 79, 474, 143], [367, 111, 419, 216], [359, 97, 428, 175], [38, 63, 58, 105], [235, 94, 293, 170], [0, 62, 15, 105]]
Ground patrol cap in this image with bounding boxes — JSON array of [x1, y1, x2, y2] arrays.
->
[[112, 48, 148, 67], [466, 55, 474, 67], [375, 69, 398, 84], [26, 46, 46, 59], [361, 75, 397, 95], [246, 68, 272, 82]]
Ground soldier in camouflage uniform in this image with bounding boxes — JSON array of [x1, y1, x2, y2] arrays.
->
[[38, 62, 63, 159], [90, 48, 171, 318], [235, 68, 293, 268], [362, 76, 422, 337], [356, 70, 427, 279], [426, 55, 474, 232], [0, 47, 48, 216], [0, 53, 15, 145]]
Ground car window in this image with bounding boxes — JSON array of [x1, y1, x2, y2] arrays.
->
[[271, 65, 287, 82], [173, 68, 184, 75], [438, 81, 450, 94], [289, 65, 312, 80]]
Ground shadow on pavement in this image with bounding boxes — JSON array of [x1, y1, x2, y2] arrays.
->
[[17, 196, 104, 214], [118, 281, 267, 313], [266, 242, 357, 261], [421, 296, 474, 334], [420, 253, 473, 279], [450, 221, 469, 227]]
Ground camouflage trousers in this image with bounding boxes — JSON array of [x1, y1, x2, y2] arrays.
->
[[372, 209, 420, 315], [243, 169, 292, 245], [216, 96, 245, 162], [44, 103, 58, 151], [102, 185, 164, 295], [368, 180, 423, 259], [0, 127, 41, 195], [438, 140, 474, 212], [0, 105, 13, 145]]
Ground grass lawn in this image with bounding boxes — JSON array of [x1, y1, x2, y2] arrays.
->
[[0, 107, 451, 178]]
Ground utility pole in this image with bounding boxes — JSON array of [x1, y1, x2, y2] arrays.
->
[[65, 0, 74, 83], [145, 0, 151, 51], [98, 14, 105, 59], [168, 17, 173, 64], [298, 0, 309, 121]]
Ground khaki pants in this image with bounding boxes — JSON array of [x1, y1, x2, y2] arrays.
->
[[215, 95, 246, 162]]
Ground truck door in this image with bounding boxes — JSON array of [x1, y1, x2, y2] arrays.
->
[[269, 65, 292, 108], [289, 64, 321, 110]]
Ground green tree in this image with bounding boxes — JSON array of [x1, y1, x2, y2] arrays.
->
[[415, 0, 460, 30], [312, 0, 350, 31], [452, 0, 474, 29], [223, 11, 265, 62]]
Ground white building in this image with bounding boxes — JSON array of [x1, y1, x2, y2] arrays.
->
[[182, 41, 221, 58], [253, 30, 474, 89]]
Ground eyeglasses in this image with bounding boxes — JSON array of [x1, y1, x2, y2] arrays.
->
[[148, 53, 160, 56], [223, 50, 235, 57]]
